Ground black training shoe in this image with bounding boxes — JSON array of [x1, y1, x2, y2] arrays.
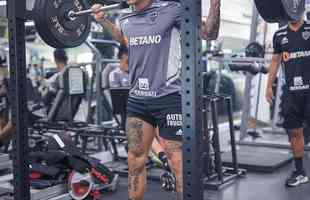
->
[[286, 171, 309, 187]]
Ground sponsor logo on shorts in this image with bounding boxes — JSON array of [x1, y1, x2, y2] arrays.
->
[[166, 114, 182, 127], [175, 129, 183, 136]]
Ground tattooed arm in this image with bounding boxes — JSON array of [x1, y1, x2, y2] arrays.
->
[[201, 0, 221, 40], [91, 4, 128, 46]]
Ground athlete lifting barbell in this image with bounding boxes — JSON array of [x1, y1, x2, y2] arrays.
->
[[90, 0, 221, 200]]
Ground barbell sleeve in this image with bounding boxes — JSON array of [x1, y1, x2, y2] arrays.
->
[[69, 2, 128, 18]]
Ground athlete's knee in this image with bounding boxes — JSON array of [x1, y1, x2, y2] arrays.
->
[[127, 152, 147, 180], [128, 141, 145, 156], [164, 140, 182, 175], [128, 150, 148, 166]]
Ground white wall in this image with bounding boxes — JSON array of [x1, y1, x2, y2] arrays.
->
[[203, 0, 253, 50]]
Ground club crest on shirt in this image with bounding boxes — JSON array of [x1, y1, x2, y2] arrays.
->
[[149, 11, 158, 22], [281, 37, 289, 45], [302, 31, 310, 40]]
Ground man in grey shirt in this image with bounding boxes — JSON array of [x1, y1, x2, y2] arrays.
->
[[0, 49, 69, 146], [92, 0, 221, 199], [42, 49, 68, 111], [109, 45, 130, 88]]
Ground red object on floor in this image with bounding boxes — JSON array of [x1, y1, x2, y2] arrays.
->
[[30, 172, 43, 179]]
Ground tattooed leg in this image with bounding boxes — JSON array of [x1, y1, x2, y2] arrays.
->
[[126, 117, 155, 200], [163, 140, 183, 200]]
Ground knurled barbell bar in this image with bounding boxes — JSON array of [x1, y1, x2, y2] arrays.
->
[[30, 0, 305, 49]]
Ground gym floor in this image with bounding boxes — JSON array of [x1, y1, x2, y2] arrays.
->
[[105, 155, 310, 200]]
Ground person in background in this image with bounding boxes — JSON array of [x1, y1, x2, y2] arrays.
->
[[266, 17, 309, 187], [46, 49, 68, 92], [28, 62, 44, 103], [0, 56, 9, 147], [0, 49, 69, 146], [109, 44, 130, 88], [29, 63, 42, 89], [41, 49, 68, 111]]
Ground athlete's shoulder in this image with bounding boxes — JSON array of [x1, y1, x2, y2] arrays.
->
[[156, 0, 181, 9], [274, 25, 288, 38], [119, 11, 135, 23], [119, 1, 180, 22]]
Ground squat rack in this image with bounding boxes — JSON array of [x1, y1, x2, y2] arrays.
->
[[7, 1, 205, 200], [7, 1, 31, 200], [181, 0, 204, 199]]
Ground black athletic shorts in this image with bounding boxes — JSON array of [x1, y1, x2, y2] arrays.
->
[[282, 92, 310, 130], [127, 92, 183, 141]]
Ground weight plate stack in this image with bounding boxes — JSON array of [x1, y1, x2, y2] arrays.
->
[[34, 0, 92, 48]]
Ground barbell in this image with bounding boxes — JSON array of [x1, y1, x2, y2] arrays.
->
[[32, 0, 128, 49], [254, 0, 305, 23], [30, 0, 306, 49]]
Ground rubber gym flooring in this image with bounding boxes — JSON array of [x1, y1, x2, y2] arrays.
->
[[104, 155, 310, 200]]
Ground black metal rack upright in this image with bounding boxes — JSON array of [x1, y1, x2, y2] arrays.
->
[[181, 0, 204, 199], [7, 1, 30, 200]]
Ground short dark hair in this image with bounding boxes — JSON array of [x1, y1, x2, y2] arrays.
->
[[117, 45, 128, 59], [53, 49, 68, 63]]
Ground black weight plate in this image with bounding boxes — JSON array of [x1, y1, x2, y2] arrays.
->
[[281, 0, 305, 21], [245, 42, 264, 58], [254, 0, 287, 23], [50, 0, 91, 48], [34, 0, 63, 48], [34, 0, 91, 48]]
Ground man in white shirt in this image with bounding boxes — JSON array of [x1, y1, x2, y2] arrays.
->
[[109, 45, 129, 88]]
